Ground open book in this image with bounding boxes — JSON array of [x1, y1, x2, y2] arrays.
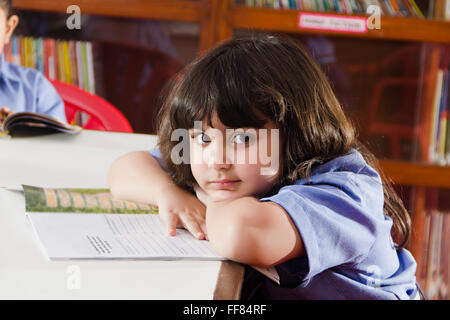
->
[[22, 185, 280, 283], [23, 185, 222, 260], [0, 111, 81, 136]]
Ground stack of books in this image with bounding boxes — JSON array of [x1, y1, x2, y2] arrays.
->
[[428, 68, 449, 165], [3, 36, 96, 94], [235, 0, 428, 18], [418, 209, 449, 300]]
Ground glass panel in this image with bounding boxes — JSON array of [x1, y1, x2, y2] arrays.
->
[[233, 29, 449, 301], [233, 0, 435, 19], [11, 10, 200, 133], [233, 29, 436, 162], [404, 185, 449, 300]]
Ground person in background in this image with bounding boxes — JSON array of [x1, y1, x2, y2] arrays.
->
[[0, 0, 66, 124]]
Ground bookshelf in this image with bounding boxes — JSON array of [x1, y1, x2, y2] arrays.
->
[[379, 160, 450, 188], [220, 5, 450, 43], [12, 0, 217, 52], [12, 0, 449, 299], [215, 1, 450, 299], [12, 0, 218, 133]]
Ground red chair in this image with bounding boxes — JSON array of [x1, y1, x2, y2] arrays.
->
[[50, 79, 133, 133]]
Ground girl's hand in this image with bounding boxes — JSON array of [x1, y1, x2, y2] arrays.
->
[[0, 106, 13, 124], [157, 184, 207, 240]]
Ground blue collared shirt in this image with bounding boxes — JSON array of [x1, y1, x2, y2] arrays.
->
[[258, 149, 418, 299], [0, 54, 66, 122], [150, 147, 418, 299]]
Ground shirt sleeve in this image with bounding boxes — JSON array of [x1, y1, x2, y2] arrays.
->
[[149, 146, 169, 172], [260, 177, 382, 288], [34, 73, 67, 123]]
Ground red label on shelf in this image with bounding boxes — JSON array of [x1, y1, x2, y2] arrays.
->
[[298, 13, 368, 34]]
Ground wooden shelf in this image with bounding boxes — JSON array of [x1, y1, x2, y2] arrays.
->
[[12, 0, 218, 52], [379, 160, 450, 188], [228, 6, 450, 43], [13, 0, 206, 23]]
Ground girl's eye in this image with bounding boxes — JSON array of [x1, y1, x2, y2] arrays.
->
[[232, 133, 254, 145], [193, 132, 211, 144]]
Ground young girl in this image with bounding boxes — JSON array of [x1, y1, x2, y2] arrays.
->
[[108, 35, 419, 300]]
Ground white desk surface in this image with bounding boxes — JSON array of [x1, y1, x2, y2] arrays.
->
[[0, 130, 243, 299]]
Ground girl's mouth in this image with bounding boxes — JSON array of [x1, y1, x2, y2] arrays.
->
[[209, 180, 240, 188]]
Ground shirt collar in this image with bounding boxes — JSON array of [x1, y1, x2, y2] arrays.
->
[[0, 53, 21, 82], [0, 53, 5, 79], [308, 148, 381, 183]]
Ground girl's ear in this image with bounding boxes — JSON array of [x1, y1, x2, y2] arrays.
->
[[4, 15, 19, 45]]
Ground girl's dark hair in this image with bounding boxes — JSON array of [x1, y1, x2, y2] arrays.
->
[[156, 34, 411, 249], [0, 0, 11, 16]]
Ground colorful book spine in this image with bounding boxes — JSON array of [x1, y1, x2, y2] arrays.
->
[[443, 213, 449, 299], [446, 100, 450, 164], [426, 67, 450, 165], [57, 41, 65, 83], [402, 0, 416, 17], [446, 0, 450, 20], [409, 0, 424, 18], [435, 70, 446, 164], [4, 36, 96, 94], [438, 71, 449, 163], [237, 0, 428, 17], [429, 70, 444, 163], [85, 42, 96, 94], [75, 42, 84, 92], [420, 210, 449, 300], [80, 42, 89, 94]]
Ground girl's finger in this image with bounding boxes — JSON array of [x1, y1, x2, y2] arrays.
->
[[189, 210, 208, 238], [162, 211, 178, 236], [179, 212, 205, 240], [198, 217, 208, 239]]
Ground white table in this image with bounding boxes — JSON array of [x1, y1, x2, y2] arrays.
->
[[0, 130, 243, 299]]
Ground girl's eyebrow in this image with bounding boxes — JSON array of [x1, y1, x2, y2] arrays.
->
[[192, 125, 220, 131]]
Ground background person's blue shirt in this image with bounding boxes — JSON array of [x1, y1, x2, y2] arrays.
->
[[150, 147, 418, 299], [0, 54, 67, 122]]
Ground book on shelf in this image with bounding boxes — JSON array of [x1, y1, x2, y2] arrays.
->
[[235, 0, 450, 19], [20, 185, 280, 283], [0, 110, 81, 137], [427, 67, 449, 165], [432, 0, 450, 20], [4, 36, 96, 94], [419, 209, 449, 300], [447, 0, 450, 20]]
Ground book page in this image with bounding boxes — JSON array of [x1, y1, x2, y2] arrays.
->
[[23, 185, 278, 282], [27, 212, 225, 260], [23, 185, 158, 214]]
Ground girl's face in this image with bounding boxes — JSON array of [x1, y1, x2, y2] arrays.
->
[[189, 113, 281, 202]]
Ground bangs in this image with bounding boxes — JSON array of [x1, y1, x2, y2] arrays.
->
[[171, 47, 269, 130]]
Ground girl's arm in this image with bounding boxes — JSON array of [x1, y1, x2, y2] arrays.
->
[[108, 151, 175, 204], [206, 197, 304, 268], [107, 151, 207, 239]]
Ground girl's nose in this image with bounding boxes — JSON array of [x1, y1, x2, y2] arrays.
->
[[206, 143, 231, 169]]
